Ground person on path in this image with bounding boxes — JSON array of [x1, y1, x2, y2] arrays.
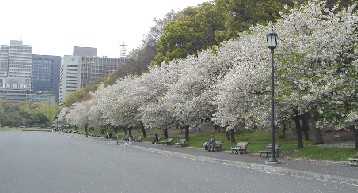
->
[[152, 133, 159, 144], [207, 135, 215, 152]]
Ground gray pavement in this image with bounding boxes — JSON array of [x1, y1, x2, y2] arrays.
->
[[4, 131, 358, 193], [68, 133, 358, 186]]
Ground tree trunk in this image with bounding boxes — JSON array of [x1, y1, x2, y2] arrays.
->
[[184, 125, 189, 141], [115, 126, 119, 145], [123, 127, 127, 135], [281, 121, 287, 139], [293, 109, 304, 148], [311, 110, 324, 145], [141, 123, 147, 138], [225, 130, 230, 141], [217, 125, 221, 133], [312, 122, 324, 145], [128, 127, 132, 138], [354, 127, 358, 150], [85, 123, 88, 138], [230, 128, 235, 143], [163, 126, 168, 138], [301, 112, 310, 141]]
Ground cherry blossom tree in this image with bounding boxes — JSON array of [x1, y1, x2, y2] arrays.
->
[[138, 63, 180, 138], [66, 101, 92, 137], [273, 1, 357, 146], [212, 27, 271, 133], [214, 0, 357, 147], [64, 0, 356, 149]]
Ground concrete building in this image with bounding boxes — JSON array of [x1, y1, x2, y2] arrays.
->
[[73, 46, 97, 57], [79, 56, 122, 88], [0, 88, 55, 105], [32, 54, 61, 103], [0, 40, 32, 89], [59, 54, 123, 104], [59, 55, 81, 104], [0, 88, 34, 103]]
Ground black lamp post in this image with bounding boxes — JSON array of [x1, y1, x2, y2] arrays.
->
[[56, 116, 59, 131], [266, 29, 278, 164]]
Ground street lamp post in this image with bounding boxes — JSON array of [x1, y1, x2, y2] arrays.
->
[[266, 29, 278, 164]]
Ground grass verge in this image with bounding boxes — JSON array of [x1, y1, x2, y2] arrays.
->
[[66, 128, 357, 161]]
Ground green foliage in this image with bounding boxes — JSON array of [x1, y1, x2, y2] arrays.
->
[[63, 88, 87, 107], [214, 0, 284, 40], [151, 0, 294, 66], [31, 112, 49, 126], [152, 3, 224, 66], [62, 80, 100, 107], [0, 101, 58, 127]]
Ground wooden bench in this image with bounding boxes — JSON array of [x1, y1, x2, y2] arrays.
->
[[348, 158, 358, 166], [175, 139, 186, 147], [214, 141, 223, 151], [161, 138, 173, 145], [134, 137, 142, 142], [259, 144, 280, 157], [231, 142, 249, 154]]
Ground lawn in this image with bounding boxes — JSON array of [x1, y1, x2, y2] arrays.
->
[[0, 127, 21, 131], [66, 127, 357, 161]]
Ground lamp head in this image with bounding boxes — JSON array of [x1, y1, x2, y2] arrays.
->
[[267, 29, 278, 49]]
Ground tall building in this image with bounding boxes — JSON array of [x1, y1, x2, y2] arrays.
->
[[0, 40, 32, 89], [32, 54, 61, 103], [59, 46, 124, 104], [59, 55, 81, 104], [0, 40, 57, 105]]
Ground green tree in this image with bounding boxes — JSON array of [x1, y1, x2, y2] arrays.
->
[[18, 102, 59, 126], [152, 0, 293, 66], [214, 0, 285, 41], [152, 4, 222, 66], [31, 112, 49, 127]]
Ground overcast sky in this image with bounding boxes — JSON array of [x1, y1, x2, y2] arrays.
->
[[1, 0, 208, 57]]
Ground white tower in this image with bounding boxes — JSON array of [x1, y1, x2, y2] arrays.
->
[[119, 42, 127, 65]]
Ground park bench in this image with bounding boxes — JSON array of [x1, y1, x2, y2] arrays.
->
[[231, 142, 249, 154], [135, 137, 142, 142], [175, 139, 186, 147], [214, 141, 223, 151], [348, 158, 358, 166], [161, 138, 174, 145], [259, 144, 280, 157]]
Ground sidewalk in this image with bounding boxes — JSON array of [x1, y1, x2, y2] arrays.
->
[[62, 133, 358, 186]]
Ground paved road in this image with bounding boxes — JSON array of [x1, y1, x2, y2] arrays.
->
[[0, 131, 356, 193]]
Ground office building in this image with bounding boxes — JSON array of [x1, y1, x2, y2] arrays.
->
[[59, 54, 123, 104], [59, 45, 126, 104], [0, 40, 32, 89], [59, 55, 81, 104], [32, 54, 61, 103], [73, 46, 97, 57]]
